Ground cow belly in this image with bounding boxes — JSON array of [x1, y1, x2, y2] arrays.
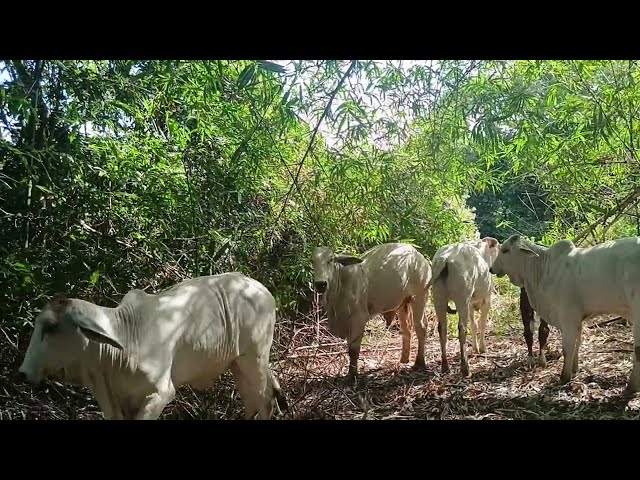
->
[[365, 294, 413, 321], [327, 316, 350, 340], [171, 349, 236, 390]]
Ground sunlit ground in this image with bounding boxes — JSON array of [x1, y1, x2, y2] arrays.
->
[[2, 278, 639, 420]]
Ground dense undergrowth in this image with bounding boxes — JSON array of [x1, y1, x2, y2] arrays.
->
[[3, 60, 640, 419]]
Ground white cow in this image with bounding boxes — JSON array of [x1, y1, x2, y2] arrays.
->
[[312, 242, 432, 383], [490, 234, 640, 394], [427, 237, 500, 376], [18, 273, 288, 420]]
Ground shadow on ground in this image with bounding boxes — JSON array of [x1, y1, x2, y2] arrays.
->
[[1, 316, 639, 420]]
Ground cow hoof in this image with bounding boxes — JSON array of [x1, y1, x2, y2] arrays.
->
[[624, 379, 640, 397], [461, 364, 470, 377], [559, 372, 572, 385], [412, 360, 426, 371], [478, 345, 486, 354], [441, 363, 450, 374], [538, 356, 547, 368], [400, 354, 410, 364], [527, 356, 536, 369], [344, 374, 357, 387]]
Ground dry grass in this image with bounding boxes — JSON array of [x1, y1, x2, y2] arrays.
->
[[2, 284, 640, 420]]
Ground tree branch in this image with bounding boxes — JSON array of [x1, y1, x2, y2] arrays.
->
[[573, 186, 640, 245], [269, 60, 357, 242]]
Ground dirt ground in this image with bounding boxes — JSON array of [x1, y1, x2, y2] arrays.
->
[[2, 303, 640, 420], [269, 312, 640, 420]]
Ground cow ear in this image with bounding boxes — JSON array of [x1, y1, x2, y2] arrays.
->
[[334, 254, 363, 266], [518, 246, 539, 257], [65, 310, 124, 350], [78, 326, 124, 350], [482, 237, 499, 248]]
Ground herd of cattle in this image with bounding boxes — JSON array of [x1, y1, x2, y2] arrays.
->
[[15, 233, 640, 420]]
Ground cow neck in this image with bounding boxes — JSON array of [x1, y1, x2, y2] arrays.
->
[[82, 301, 139, 372], [322, 262, 363, 340], [111, 300, 145, 361], [324, 263, 343, 323], [520, 243, 549, 315], [326, 261, 361, 323]]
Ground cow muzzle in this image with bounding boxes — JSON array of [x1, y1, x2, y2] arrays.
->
[[18, 368, 41, 385], [490, 268, 505, 278], [314, 281, 327, 294]]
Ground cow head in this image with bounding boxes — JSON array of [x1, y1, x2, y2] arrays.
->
[[489, 234, 539, 286], [474, 236, 500, 267], [312, 246, 363, 295], [18, 294, 123, 385]]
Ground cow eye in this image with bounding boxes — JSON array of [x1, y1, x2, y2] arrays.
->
[[41, 323, 58, 340], [501, 248, 510, 254]]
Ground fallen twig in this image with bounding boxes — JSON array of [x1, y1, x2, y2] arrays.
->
[[589, 316, 626, 328], [593, 348, 634, 354], [287, 346, 403, 360], [293, 342, 344, 351], [0, 326, 19, 353]]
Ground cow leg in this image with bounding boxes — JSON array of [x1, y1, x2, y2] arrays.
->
[[457, 303, 472, 377], [135, 380, 176, 420], [433, 285, 449, 374], [468, 308, 479, 354], [520, 287, 535, 368], [398, 302, 411, 364], [572, 323, 582, 375], [410, 292, 428, 370], [231, 354, 274, 420], [382, 311, 396, 328], [268, 370, 288, 416], [560, 322, 579, 384], [437, 318, 449, 373], [346, 333, 364, 385], [477, 299, 490, 354], [538, 319, 550, 368], [625, 308, 640, 395], [87, 375, 120, 420]]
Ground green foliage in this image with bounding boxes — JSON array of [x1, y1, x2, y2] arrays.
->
[[455, 60, 640, 245], [0, 60, 474, 330], [2, 59, 639, 335]]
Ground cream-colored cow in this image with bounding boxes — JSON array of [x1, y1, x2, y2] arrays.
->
[[19, 273, 288, 419], [490, 234, 640, 394], [427, 237, 499, 376], [312, 242, 432, 383]]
